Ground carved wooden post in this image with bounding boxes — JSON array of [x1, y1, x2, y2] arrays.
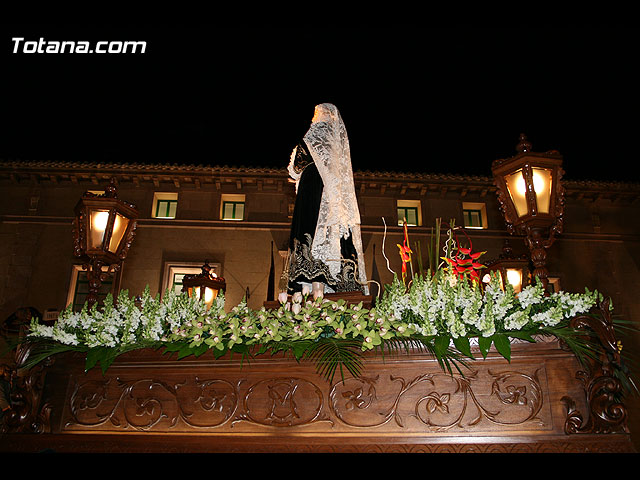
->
[[524, 226, 552, 294], [562, 297, 630, 435], [1, 327, 53, 434]]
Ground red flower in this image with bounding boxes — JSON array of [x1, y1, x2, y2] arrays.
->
[[441, 227, 486, 283], [398, 244, 412, 271]]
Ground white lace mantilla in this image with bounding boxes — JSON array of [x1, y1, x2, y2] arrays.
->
[[300, 103, 368, 293]]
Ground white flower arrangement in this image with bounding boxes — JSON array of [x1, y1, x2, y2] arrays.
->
[[26, 270, 604, 375], [376, 269, 601, 340]]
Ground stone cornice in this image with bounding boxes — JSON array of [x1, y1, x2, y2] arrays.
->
[[1, 159, 639, 199], [0, 159, 281, 174]]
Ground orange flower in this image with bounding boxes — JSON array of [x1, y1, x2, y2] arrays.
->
[[397, 220, 413, 283]]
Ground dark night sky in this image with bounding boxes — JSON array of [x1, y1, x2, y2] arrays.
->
[[1, 25, 637, 182]]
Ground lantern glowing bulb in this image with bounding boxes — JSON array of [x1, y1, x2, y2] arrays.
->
[[505, 167, 552, 217], [194, 286, 215, 305], [506, 269, 522, 287], [92, 211, 124, 233], [505, 268, 524, 293], [93, 211, 110, 232], [515, 170, 547, 196]]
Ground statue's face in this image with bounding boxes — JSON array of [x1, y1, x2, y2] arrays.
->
[[311, 105, 322, 123], [311, 104, 335, 123]]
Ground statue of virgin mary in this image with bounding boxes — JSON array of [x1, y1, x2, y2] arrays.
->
[[283, 103, 368, 297]]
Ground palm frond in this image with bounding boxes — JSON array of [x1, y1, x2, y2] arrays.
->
[[303, 338, 364, 384], [377, 336, 471, 377], [14, 339, 81, 371]]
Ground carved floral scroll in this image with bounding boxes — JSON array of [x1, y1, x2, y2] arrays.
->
[[62, 365, 550, 435]]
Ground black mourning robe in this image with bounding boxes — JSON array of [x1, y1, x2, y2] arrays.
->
[[287, 141, 362, 294]]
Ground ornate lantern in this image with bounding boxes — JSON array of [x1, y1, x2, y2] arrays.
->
[[182, 261, 226, 309], [492, 134, 565, 292], [483, 240, 530, 293], [72, 178, 138, 309]]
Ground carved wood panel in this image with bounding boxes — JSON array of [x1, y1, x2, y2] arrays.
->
[[329, 368, 550, 432], [59, 361, 554, 436]]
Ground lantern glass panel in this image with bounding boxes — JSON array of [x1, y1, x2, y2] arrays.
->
[[89, 209, 110, 249], [531, 167, 552, 214], [192, 286, 218, 308], [107, 213, 129, 254], [186, 285, 195, 299], [505, 268, 523, 293], [504, 169, 528, 217]]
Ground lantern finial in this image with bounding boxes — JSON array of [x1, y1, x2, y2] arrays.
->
[[516, 133, 532, 153], [104, 177, 118, 198], [500, 239, 514, 259]]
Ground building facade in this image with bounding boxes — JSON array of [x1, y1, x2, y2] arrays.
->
[[2, 158, 640, 317]]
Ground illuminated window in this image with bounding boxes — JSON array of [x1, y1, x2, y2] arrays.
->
[[156, 200, 177, 218], [397, 200, 421, 226], [166, 270, 188, 295], [152, 192, 178, 219], [222, 201, 244, 220], [221, 194, 245, 221], [66, 265, 115, 311], [462, 202, 488, 229], [464, 209, 483, 228]]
